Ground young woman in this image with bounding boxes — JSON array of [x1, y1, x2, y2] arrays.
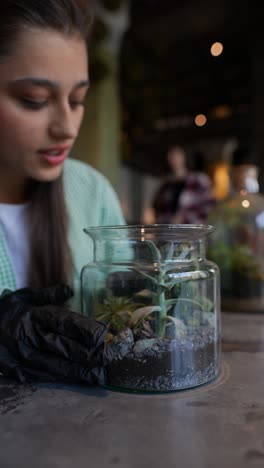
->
[[0, 0, 125, 312]]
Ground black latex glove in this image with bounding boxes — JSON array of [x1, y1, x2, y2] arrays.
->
[[0, 285, 107, 385]]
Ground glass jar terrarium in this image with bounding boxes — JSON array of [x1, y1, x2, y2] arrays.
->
[[81, 225, 221, 392], [209, 164, 264, 312]]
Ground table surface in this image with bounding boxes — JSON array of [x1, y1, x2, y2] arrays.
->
[[1, 312, 264, 468]]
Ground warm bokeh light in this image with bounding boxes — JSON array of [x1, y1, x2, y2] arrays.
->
[[242, 200, 251, 208], [212, 105, 232, 119], [195, 114, 207, 127], [209, 162, 230, 201], [210, 42, 224, 57]]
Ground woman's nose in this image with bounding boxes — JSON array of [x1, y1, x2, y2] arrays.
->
[[49, 106, 81, 140]]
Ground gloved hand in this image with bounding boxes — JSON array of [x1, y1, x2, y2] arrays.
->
[[0, 285, 107, 385]]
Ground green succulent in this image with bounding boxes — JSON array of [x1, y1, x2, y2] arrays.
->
[[133, 240, 211, 336], [95, 294, 147, 334], [94, 240, 214, 338]]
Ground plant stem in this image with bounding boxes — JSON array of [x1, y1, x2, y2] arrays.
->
[[156, 269, 167, 336], [157, 289, 166, 336]]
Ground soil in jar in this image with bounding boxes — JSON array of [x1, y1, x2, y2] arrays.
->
[[104, 326, 219, 392]]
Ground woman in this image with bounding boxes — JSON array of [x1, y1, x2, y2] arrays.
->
[[0, 0, 125, 311], [151, 145, 215, 224], [0, 0, 126, 384]]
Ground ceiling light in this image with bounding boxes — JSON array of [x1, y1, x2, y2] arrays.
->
[[195, 114, 207, 127], [210, 42, 224, 57]]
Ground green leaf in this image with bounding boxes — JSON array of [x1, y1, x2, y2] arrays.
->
[[144, 240, 161, 263], [134, 267, 160, 286], [160, 242, 174, 261], [165, 299, 179, 310], [172, 297, 204, 311]]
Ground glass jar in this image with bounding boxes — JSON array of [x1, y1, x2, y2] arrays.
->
[[209, 164, 264, 312], [81, 224, 221, 392]]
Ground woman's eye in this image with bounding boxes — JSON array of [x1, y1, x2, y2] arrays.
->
[[70, 100, 85, 109], [20, 98, 47, 110]]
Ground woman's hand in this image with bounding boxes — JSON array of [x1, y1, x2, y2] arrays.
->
[[0, 285, 107, 385]]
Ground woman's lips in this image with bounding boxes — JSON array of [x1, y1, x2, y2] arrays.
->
[[38, 147, 70, 166]]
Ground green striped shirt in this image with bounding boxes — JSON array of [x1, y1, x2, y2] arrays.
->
[[0, 158, 125, 312]]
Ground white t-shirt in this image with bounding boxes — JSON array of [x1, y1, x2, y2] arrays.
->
[[0, 203, 29, 289]]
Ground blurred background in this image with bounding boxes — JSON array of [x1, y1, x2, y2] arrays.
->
[[73, 0, 264, 224]]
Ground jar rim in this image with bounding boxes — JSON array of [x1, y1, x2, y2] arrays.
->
[[84, 224, 215, 240]]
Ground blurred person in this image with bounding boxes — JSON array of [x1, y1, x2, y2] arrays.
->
[[150, 145, 215, 224]]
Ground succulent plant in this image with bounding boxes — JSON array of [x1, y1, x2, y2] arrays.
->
[[95, 240, 213, 338]]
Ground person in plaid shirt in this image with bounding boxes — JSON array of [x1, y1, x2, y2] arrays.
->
[[152, 145, 216, 224]]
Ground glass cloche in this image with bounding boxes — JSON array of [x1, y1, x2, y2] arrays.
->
[[209, 162, 264, 312]]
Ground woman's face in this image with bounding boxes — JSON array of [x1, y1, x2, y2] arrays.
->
[[167, 146, 187, 178], [0, 27, 89, 201]]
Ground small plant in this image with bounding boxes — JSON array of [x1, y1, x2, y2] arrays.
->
[[95, 240, 213, 339], [209, 199, 264, 285], [209, 242, 264, 280], [95, 294, 146, 334], [133, 240, 210, 337]]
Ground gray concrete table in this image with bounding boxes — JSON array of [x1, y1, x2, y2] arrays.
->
[[1, 312, 264, 468]]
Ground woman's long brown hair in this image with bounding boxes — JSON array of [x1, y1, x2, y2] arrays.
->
[[27, 177, 72, 288], [0, 0, 92, 287]]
